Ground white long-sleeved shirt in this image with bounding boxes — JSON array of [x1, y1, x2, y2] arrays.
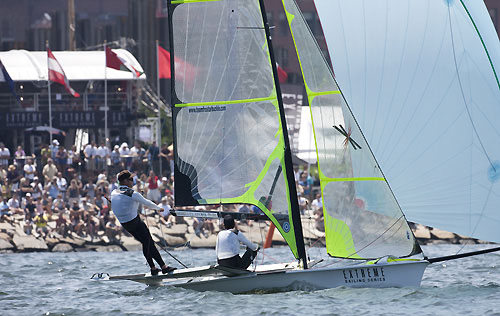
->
[[216, 229, 258, 260], [110, 185, 162, 223]]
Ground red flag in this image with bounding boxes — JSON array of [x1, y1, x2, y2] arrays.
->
[[106, 47, 141, 78], [47, 49, 80, 97], [157, 45, 197, 86], [157, 45, 172, 79], [276, 63, 288, 83]]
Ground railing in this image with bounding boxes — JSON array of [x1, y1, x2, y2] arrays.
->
[[0, 91, 133, 112]]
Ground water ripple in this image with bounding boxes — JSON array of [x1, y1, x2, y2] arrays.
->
[[1, 245, 500, 315]]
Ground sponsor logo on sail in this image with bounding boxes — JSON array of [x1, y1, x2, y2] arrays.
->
[[282, 221, 290, 233], [342, 267, 386, 284], [188, 106, 226, 113]]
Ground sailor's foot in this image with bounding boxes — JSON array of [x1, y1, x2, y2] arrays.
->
[[151, 267, 160, 276], [161, 266, 176, 274]]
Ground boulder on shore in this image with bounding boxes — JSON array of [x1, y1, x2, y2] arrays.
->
[[13, 235, 48, 251], [52, 243, 74, 252], [120, 236, 142, 251], [0, 238, 14, 251]]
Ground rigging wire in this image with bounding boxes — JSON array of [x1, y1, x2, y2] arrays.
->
[[143, 207, 189, 269]]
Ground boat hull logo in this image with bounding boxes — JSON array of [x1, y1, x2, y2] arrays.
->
[[282, 221, 290, 233], [342, 267, 386, 284]]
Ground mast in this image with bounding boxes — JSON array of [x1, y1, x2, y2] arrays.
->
[[156, 39, 162, 177], [46, 41, 53, 145], [258, 0, 307, 269], [166, 0, 180, 204]]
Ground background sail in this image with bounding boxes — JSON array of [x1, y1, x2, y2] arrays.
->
[[171, 0, 300, 257], [315, 0, 500, 243], [282, 0, 418, 259]]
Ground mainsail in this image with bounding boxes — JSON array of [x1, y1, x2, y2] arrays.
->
[[282, 0, 419, 259], [315, 0, 500, 243], [168, 0, 304, 259]]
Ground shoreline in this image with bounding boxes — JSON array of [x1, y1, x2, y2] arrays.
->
[[0, 216, 490, 254]]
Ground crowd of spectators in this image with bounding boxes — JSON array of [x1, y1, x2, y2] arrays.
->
[[0, 140, 324, 242], [0, 140, 175, 241]]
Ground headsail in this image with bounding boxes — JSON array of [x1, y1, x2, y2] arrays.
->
[[315, 0, 500, 243], [282, 0, 419, 259], [168, 0, 304, 259]]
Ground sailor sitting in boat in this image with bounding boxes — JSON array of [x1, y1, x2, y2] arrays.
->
[[216, 215, 259, 270]]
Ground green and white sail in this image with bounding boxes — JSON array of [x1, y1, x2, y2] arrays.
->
[[169, 0, 301, 258], [282, 0, 420, 259], [315, 0, 500, 243]]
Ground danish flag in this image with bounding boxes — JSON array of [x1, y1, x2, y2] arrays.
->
[[47, 49, 80, 97]]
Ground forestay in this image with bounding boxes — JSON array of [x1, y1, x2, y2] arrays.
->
[[282, 0, 419, 259], [170, 0, 301, 257], [315, 0, 500, 243]]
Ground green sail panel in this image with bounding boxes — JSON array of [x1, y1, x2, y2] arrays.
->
[[282, 0, 418, 259], [171, 0, 299, 257]]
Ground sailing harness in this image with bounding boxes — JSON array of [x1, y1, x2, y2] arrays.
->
[[118, 188, 189, 269]]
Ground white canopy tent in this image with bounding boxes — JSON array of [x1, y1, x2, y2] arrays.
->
[[0, 49, 146, 81]]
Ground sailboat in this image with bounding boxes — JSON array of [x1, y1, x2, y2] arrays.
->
[[99, 0, 500, 293]]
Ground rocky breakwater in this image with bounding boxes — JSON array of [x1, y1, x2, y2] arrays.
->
[[0, 216, 488, 254]]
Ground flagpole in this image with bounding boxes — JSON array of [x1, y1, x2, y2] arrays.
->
[[156, 40, 162, 177], [104, 41, 108, 153], [46, 40, 53, 145]]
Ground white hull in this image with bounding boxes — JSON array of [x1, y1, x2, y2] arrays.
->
[[105, 260, 429, 294]]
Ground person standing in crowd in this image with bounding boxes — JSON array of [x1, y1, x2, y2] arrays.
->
[[42, 159, 58, 184], [110, 170, 176, 275], [30, 177, 43, 200], [159, 144, 171, 177], [67, 179, 82, 206], [14, 145, 26, 168], [56, 172, 68, 199], [45, 177, 60, 199], [67, 145, 76, 171], [84, 142, 96, 173], [83, 178, 96, 199], [110, 145, 121, 169], [40, 144, 51, 169], [96, 142, 109, 171], [119, 143, 131, 169], [23, 159, 36, 182], [0, 143, 10, 170], [50, 139, 59, 159], [146, 170, 161, 203], [55, 146, 67, 174], [146, 141, 160, 175], [7, 165, 22, 192], [216, 215, 259, 269]]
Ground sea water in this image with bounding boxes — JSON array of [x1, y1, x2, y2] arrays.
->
[[1, 244, 500, 316]]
